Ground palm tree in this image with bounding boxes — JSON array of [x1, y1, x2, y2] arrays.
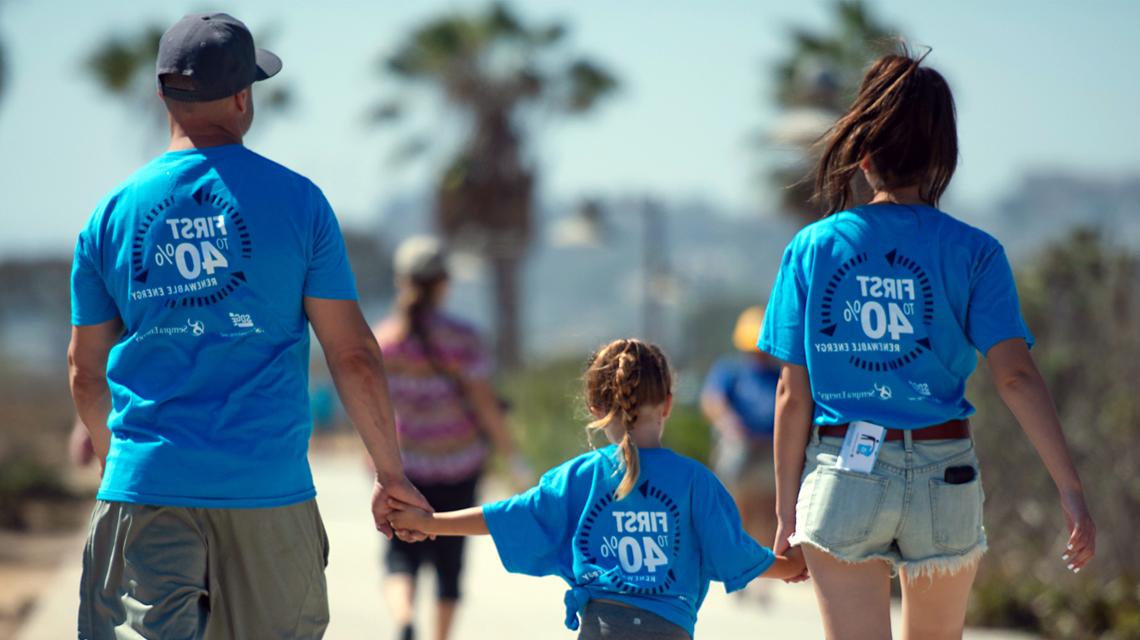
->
[[374, 3, 617, 370], [86, 23, 291, 139], [764, 0, 899, 224], [85, 24, 167, 131]]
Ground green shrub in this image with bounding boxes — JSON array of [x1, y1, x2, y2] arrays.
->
[[0, 455, 69, 529], [968, 231, 1140, 638]]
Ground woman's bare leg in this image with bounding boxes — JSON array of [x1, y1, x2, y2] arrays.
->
[[899, 561, 979, 640], [803, 545, 893, 640]]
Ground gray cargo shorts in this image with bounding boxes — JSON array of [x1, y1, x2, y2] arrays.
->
[[78, 499, 330, 639]]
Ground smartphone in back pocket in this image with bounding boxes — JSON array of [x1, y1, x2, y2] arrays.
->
[[944, 465, 977, 484]]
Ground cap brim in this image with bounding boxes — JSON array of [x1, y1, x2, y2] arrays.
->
[[254, 48, 282, 81]]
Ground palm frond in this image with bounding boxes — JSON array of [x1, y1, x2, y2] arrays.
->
[[563, 59, 618, 112]]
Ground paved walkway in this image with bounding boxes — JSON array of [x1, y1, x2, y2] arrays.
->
[[17, 449, 1036, 639]]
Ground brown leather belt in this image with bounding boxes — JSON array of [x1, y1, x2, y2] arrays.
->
[[818, 419, 970, 442]]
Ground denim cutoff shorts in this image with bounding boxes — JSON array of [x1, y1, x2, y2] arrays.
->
[[789, 430, 986, 579]]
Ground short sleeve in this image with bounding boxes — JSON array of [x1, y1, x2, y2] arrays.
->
[[758, 242, 808, 365], [70, 230, 119, 326], [966, 243, 1034, 354], [303, 187, 358, 300], [483, 464, 574, 578], [693, 470, 775, 591]]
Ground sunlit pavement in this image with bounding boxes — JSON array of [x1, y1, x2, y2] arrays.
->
[[17, 449, 1036, 639]]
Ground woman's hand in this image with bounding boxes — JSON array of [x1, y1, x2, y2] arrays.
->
[[1059, 488, 1095, 572], [773, 517, 809, 583]]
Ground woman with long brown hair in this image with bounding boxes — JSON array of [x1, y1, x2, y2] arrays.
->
[[759, 50, 1096, 639]]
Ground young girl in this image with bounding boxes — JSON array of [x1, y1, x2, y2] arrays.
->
[[389, 338, 804, 639], [759, 51, 1096, 639]]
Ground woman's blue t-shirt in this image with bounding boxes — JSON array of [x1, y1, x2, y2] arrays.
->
[[759, 204, 1033, 429], [482, 445, 774, 636]]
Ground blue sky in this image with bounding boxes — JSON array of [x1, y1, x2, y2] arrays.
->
[[1, 0, 1138, 256]]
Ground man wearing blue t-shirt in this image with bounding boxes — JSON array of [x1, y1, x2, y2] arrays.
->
[[68, 14, 430, 638]]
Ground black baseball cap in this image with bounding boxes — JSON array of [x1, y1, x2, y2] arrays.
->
[[156, 13, 282, 102]]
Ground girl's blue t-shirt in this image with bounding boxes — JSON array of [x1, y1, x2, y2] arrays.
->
[[482, 445, 774, 636], [759, 204, 1033, 429]]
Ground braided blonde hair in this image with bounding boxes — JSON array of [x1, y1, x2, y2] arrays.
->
[[584, 339, 672, 500]]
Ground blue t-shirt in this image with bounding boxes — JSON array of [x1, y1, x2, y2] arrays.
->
[[702, 355, 780, 437], [70, 144, 357, 507], [483, 445, 775, 636], [759, 204, 1032, 429]]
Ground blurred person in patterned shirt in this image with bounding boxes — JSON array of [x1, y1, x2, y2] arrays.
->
[[372, 235, 528, 640]]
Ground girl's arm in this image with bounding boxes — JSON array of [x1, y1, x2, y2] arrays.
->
[[390, 504, 490, 537], [986, 338, 1096, 571], [773, 364, 814, 581]]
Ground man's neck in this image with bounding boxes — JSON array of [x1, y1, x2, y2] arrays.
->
[[167, 122, 243, 152]]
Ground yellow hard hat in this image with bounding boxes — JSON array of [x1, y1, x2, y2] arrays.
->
[[732, 306, 766, 352]]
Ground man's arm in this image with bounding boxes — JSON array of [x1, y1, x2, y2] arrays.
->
[[68, 319, 123, 471], [304, 297, 432, 538]]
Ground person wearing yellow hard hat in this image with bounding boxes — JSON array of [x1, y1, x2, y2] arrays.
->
[[701, 305, 782, 585]]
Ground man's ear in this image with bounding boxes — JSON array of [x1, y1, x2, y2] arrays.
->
[[234, 88, 251, 113], [661, 394, 674, 419]]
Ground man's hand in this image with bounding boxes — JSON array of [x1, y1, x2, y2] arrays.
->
[[372, 474, 433, 540]]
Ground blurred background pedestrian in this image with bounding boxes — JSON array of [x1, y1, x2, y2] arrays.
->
[[701, 307, 781, 557], [372, 235, 527, 640]]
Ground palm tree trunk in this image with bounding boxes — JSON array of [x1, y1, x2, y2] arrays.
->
[[489, 253, 522, 370]]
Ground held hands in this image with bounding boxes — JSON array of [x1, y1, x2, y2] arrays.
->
[[773, 516, 810, 583], [1059, 488, 1096, 572], [387, 500, 434, 536], [371, 474, 433, 541]]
